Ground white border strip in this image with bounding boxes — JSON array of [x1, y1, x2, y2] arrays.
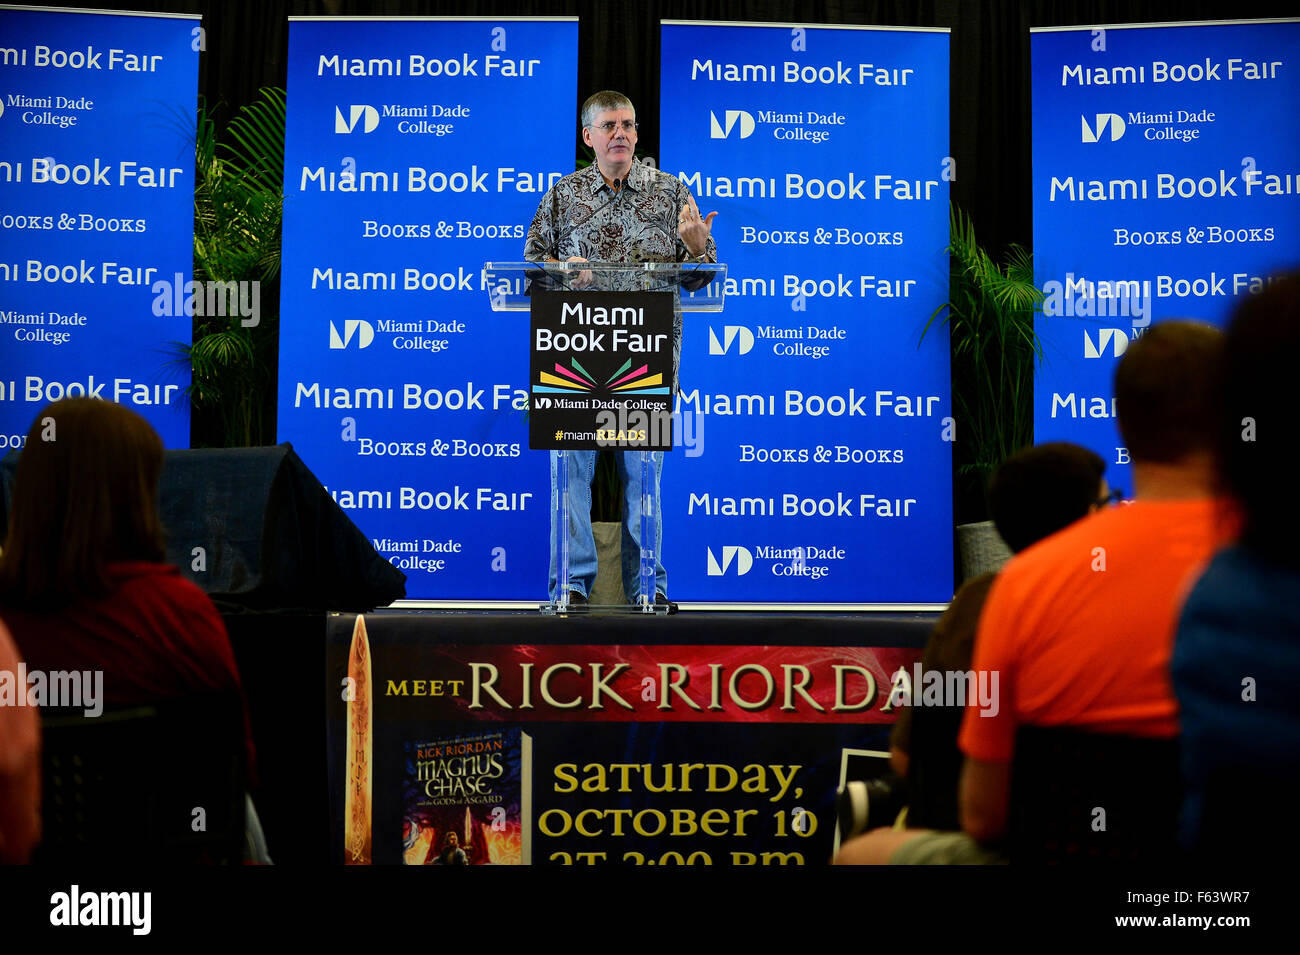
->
[[672, 602, 947, 612], [0, 3, 199, 18], [290, 15, 578, 22], [662, 19, 949, 34], [1032, 18, 1299, 32], [391, 600, 546, 610], [389, 599, 949, 612]]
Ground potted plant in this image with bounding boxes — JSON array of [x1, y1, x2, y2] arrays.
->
[[171, 87, 285, 448], [923, 202, 1044, 580]]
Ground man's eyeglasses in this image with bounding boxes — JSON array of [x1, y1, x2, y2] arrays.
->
[[1096, 488, 1125, 508], [588, 120, 638, 135]]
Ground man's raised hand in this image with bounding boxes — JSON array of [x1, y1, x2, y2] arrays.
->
[[677, 196, 717, 257]]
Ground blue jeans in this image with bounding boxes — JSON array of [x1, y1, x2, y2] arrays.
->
[[548, 450, 666, 602]]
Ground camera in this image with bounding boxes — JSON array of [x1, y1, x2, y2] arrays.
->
[[837, 773, 908, 839]]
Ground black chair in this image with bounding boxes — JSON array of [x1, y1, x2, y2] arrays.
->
[[1006, 726, 1182, 865], [34, 694, 247, 865]]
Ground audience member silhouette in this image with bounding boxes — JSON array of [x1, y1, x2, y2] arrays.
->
[[957, 321, 1232, 854], [0, 398, 264, 861], [1172, 273, 1300, 865], [835, 442, 1108, 864]]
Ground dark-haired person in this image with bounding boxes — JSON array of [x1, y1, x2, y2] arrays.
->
[[835, 442, 1108, 865], [1172, 273, 1300, 865], [957, 321, 1236, 853], [0, 398, 265, 861], [0, 618, 40, 863]]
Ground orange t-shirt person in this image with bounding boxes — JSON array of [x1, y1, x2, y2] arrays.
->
[[959, 498, 1233, 766], [957, 320, 1231, 849]]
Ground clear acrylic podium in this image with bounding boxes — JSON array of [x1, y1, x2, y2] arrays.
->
[[483, 260, 727, 614]]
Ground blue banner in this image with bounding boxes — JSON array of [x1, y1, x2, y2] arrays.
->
[[660, 22, 952, 605], [0, 6, 199, 449], [277, 17, 577, 601], [1032, 20, 1300, 489]]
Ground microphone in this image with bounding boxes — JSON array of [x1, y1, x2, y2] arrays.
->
[[577, 174, 624, 227], [593, 175, 623, 224]]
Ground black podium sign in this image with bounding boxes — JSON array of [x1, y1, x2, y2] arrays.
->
[[529, 290, 674, 451]]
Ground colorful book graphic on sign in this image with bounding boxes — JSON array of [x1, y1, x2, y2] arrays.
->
[[402, 728, 532, 865]]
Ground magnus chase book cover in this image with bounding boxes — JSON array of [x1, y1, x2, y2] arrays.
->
[[402, 728, 532, 865]]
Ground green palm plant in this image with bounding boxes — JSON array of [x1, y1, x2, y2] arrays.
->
[[923, 202, 1044, 520], [171, 86, 285, 447]]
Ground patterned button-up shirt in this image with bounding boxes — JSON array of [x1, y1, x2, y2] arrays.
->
[[524, 159, 717, 389]]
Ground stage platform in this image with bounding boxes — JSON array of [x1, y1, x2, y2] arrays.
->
[[359, 607, 938, 642]]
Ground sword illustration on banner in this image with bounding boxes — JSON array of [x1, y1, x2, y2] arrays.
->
[[345, 615, 373, 865]]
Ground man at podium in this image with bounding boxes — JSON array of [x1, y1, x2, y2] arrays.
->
[[524, 90, 717, 609]]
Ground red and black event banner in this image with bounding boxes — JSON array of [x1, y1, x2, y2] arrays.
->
[[326, 612, 929, 866]]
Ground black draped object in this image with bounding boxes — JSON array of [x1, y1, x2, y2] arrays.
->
[[1, 444, 406, 612]]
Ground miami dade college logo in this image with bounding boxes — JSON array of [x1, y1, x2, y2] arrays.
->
[[708, 325, 753, 356], [1081, 113, 1125, 142], [1083, 327, 1129, 358], [706, 545, 752, 576], [329, 319, 374, 349], [709, 109, 754, 139], [335, 104, 379, 134]]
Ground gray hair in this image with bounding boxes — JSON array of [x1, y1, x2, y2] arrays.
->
[[581, 90, 635, 128]]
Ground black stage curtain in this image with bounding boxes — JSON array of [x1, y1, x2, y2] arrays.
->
[[52, 0, 1283, 257]]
